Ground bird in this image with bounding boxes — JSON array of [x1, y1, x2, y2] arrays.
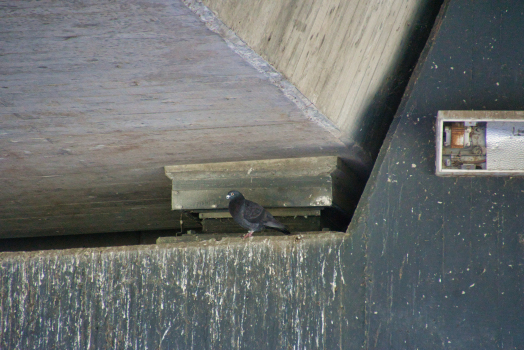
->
[[226, 190, 291, 238]]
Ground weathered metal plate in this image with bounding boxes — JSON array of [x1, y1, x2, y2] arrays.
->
[[165, 156, 357, 211], [165, 156, 350, 210], [170, 176, 332, 209], [165, 156, 340, 180]]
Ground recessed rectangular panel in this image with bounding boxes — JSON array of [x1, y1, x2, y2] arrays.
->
[[436, 111, 524, 176]]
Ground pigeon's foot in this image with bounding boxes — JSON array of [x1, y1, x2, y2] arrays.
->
[[243, 231, 254, 239]]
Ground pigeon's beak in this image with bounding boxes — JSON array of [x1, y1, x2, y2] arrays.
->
[[226, 194, 230, 199]]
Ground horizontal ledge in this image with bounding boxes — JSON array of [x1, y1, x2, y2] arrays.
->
[[0, 232, 350, 260], [198, 208, 322, 219], [164, 156, 340, 180], [156, 231, 346, 244]]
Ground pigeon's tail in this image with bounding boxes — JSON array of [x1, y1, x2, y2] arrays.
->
[[265, 221, 291, 235], [276, 227, 291, 235]]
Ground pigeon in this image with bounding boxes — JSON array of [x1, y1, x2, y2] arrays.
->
[[226, 190, 291, 238]]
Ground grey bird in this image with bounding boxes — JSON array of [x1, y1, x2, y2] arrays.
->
[[226, 190, 291, 238]]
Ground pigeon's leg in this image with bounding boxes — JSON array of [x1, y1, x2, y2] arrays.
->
[[243, 231, 254, 239]]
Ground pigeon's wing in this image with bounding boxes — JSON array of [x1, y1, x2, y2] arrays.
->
[[242, 199, 291, 235], [261, 212, 291, 234], [242, 199, 266, 223]]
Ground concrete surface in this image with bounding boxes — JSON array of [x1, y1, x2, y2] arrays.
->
[[0, 0, 347, 238], [0, 231, 366, 349]]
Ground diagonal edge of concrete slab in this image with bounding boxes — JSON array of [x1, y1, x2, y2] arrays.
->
[[180, 0, 375, 176]]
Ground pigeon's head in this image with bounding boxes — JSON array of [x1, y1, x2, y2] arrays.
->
[[226, 190, 243, 200]]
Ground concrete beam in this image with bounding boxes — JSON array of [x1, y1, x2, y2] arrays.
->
[[0, 232, 366, 349]]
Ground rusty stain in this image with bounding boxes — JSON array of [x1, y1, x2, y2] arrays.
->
[[450, 122, 465, 148]]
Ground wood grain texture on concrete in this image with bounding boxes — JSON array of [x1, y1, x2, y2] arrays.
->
[[0, 0, 347, 238], [0, 231, 367, 349], [201, 0, 441, 156]]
